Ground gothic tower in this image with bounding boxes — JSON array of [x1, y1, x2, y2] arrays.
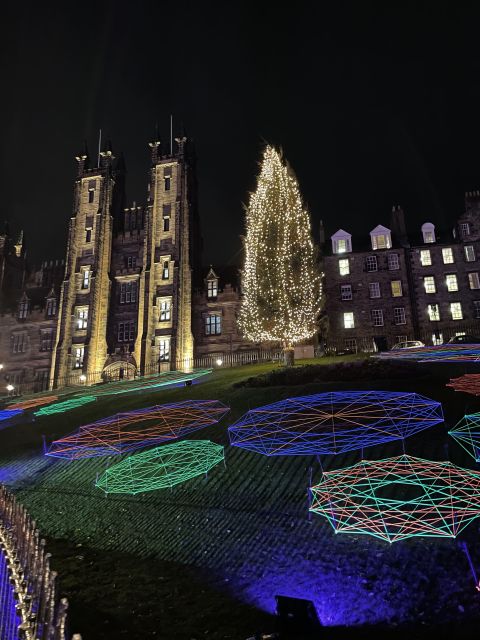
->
[[50, 142, 117, 386]]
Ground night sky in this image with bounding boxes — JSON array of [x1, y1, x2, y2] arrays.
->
[[3, 1, 480, 266]]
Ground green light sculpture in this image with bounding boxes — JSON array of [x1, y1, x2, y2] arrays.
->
[[95, 439, 224, 494], [309, 454, 480, 542], [34, 395, 96, 416], [449, 414, 480, 462]]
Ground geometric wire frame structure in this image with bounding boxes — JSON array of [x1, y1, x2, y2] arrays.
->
[[448, 414, 480, 462], [7, 396, 59, 411], [309, 454, 480, 542], [46, 400, 230, 460], [34, 395, 96, 417], [95, 439, 224, 494], [379, 344, 480, 363], [0, 409, 23, 423], [447, 374, 480, 396], [228, 391, 443, 456]]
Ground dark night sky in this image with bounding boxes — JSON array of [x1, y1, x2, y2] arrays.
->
[[3, 1, 480, 266]]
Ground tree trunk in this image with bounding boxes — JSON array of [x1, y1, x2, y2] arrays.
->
[[283, 347, 294, 367]]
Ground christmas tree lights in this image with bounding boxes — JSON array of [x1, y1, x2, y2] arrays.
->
[[95, 440, 224, 494], [34, 395, 96, 417], [449, 414, 480, 461], [46, 399, 230, 459], [237, 146, 322, 354], [228, 391, 443, 456], [309, 455, 480, 542]]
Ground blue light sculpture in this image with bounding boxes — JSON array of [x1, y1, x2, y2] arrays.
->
[[449, 413, 480, 462], [228, 391, 443, 456]]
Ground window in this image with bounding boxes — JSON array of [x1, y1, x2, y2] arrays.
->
[[420, 250, 432, 266], [82, 269, 90, 289], [369, 282, 381, 298], [46, 298, 56, 317], [162, 260, 169, 280], [40, 330, 54, 352], [331, 232, 352, 254], [445, 274, 458, 292], [371, 309, 384, 326], [85, 228, 92, 243], [422, 223, 435, 243], [206, 314, 222, 335], [393, 307, 406, 325], [450, 302, 463, 320], [11, 333, 27, 353], [164, 167, 172, 192], [387, 253, 400, 270], [76, 308, 88, 330], [163, 217, 170, 232], [371, 231, 391, 250], [120, 281, 137, 304], [159, 338, 170, 361], [461, 222, 470, 237], [164, 177, 171, 191], [207, 279, 218, 298], [73, 346, 84, 369], [474, 301, 480, 319], [465, 245, 476, 262], [442, 248, 454, 264], [428, 304, 440, 321], [391, 280, 403, 297], [432, 332, 444, 345], [126, 256, 137, 269], [118, 322, 135, 342], [343, 312, 354, 329], [344, 338, 357, 351], [341, 284, 352, 300], [365, 256, 378, 272], [88, 190, 94, 203], [469, 272, 480, 289], [159, 300, 171, 321], [423, 276, 436, 294], [18, 300, 29, 319], [338, 258, 349, 276]]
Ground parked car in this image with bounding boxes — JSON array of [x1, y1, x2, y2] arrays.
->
[[447, 334, 480, 344], [390, 340, 425, 350]]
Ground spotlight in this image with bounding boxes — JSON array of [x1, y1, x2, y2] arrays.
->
[[0, 364, 3, 371], [216, 358, 223, 367], [274, 595, 321, 635], [79, 375, 87, 383], [6, 384, 14, 392]]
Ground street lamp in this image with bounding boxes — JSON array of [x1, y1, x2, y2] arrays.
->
[[79, 375, 86, 384], [6, 384, 14, 394], [0, 364, 4, 371], [216, 358, 223, 367]]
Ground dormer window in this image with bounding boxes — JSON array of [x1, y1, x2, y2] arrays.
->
[[46, 298, 57, 317], [331, 230, 352, 255], [421, 222, 436, 244], [207, 279, 218, 298], [461, 222, 471, 237], [18, 299, 29, 319], [370, 225, 392, 251]]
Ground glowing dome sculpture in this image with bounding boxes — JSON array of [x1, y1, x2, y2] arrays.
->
[[449, 414, 480, 462], [34, 396, 96, 417], [447, 374, 480, 397], [46, 399, 230, 459], [95, 439, 224, 494], [309, 455, 480, 542], [0, 409, 23, 423], [228, 391, 443, 456], [8, 396, 58, 411]]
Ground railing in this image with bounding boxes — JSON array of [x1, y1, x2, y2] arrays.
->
[[0, 486, 81, 640]]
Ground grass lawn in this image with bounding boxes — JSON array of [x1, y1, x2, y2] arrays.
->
[[2, 354, 480, 639]]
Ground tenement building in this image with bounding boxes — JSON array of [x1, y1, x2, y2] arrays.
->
[[323, 193, 480, 351]]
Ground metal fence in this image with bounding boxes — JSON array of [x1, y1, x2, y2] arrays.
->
[[0, 486, 81, 640]]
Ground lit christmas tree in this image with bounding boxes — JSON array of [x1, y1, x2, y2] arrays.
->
[[238, 145, 322, 365]]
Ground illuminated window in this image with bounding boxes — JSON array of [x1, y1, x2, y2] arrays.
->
[[445, 274, 458, 292], [442, 248, 454, 264], [371, 309, 384, 326], [391, 280, 403, 297], [422, 223, 435, 243], [450, 302, 463, 320], [82, 268, 90, 289], [365, 256, 378, 272], [76, 308, 88, 330], [159, 338, 170, 361], [343, 312, 355, 329], [336, 238, 347, 253], [432, 332, 443, 345], [341, 284, 352, 300], [207, 280, 218, 298], [420, 250, 431, 266], [469, 272, 480, 290], [465, 245, 476, 262], [393, 307, 406, 325], [428, 304, 440, 321], [387, 253, 400, 270], [162, 260, 170, 280], [73, 346, 84, 369], [46, 298, 56, 317], [331, 230, 352, 254], [18, 300, 29, 319], [370, 226, 392, 250], [423, 276, 436, 293], [206, 314, 222, 335], [474, 301, 480, 319], [461, 222, 470, 237], [338, 258, 349, 276], [159, 300, 171, 321], [369, 282, 381, 298]]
